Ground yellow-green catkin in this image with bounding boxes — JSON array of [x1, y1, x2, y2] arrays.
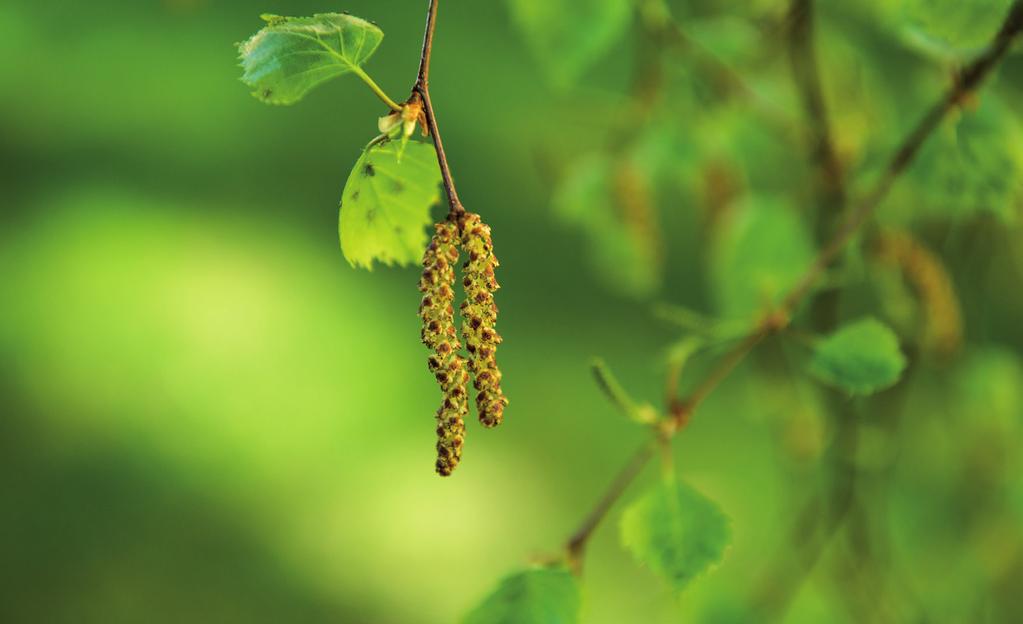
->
[[458, 212, 508, 428], [874, 229, 963, 358], [419, 221, 468, 476]]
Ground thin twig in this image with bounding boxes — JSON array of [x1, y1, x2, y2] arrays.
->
[[667, 322, 775, 427], [411, 0, 464, 218], [559, 0, 1023, 562], [781, 0, 1023, 315], [788, 0, 848, 333], [565, 441, 656, 568], [788, 0, 845, 217]]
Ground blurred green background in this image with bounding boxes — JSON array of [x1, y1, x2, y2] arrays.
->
[[2, 1, 1022, 622]]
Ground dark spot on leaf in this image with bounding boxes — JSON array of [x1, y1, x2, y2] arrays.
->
[[367, 208, 377, 223], [363, 164, 375, 177], [390, 179, 404, 193], [351, 190, 360, 201], [262, 88, 273, 99]]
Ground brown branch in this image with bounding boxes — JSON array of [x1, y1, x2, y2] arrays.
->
[[788, 0, 848, 335], [559, 0, 1023, 564], [782, 0, 1023, 315], [788, 0, 846, 220], [411, 0, 464, 218], [565, 441, 656, 569]]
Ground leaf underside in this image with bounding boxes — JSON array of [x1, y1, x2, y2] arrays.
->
[[338, 140, 442, 270], [238, 13, 383, 105]]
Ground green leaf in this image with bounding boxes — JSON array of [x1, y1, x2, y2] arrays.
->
[[897, 96, 1023, 223], [239, 13, 384, 105], [462, 566, 581, 624], [338, 140, 442, 270], [896, 0, 1016, 60], [619, 480, 731, 592], [683, 16, 760, 67], [953, 348, 1023, 431], [809, 317, 907, 395], [552, 153, 662, 298], [506, 0, 631, 87], [710, 197, 815, 319]]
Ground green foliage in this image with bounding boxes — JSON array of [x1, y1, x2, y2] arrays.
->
[[506, 0, 631, 87], [809, 318, 907, 395], [897, 0, 1016, 59], [710, 198, 815, 319], [553, 153, 661, 298], [338, 140, 442, 269], [238, 13, 384, 105], [683, 16, 761, 68], [900, 97, 1023, 223], [462, 567, 581, 624], [619, 479, 731, 592], [954, 348, 1023, 431]]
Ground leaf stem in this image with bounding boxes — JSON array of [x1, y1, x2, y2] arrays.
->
[[559, 0, 1023, 565], [412, 0, 465, 218], [590, 358, 641, 420], [352, 66, 402, 112]]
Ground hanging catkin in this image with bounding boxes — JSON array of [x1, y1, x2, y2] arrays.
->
[[458, 212, 508, 428], [873, 228, 962, 358], [419, 221, 468, 476]]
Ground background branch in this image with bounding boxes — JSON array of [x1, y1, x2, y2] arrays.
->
[[559, 0, 1023, 565], [565, 441, 656, 568], [739, 3, 866, 619]]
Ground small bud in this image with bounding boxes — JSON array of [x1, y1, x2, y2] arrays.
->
[[403, 117, 418, 139], [378, 111, 401, 134]]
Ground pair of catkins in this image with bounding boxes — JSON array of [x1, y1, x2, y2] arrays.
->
[[418, 212, 507, 476]]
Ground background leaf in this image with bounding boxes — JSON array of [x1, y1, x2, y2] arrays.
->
[[239, 13, 384, 105], [338, 140, 442, 269], [505, 0, 631, 87], [809, 317, 908, 395], [619, 480, 731, 592], [552, 153, 662, 298], [897, 96, 1023, 223], [710, 197, 816, 319], [896, 0, 1016, 59], [462, 567, 581, 624]]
